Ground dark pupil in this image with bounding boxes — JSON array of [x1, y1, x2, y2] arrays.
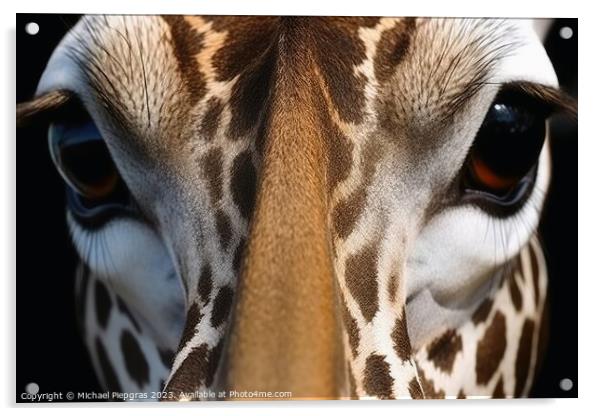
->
[[472, 102, 546, 181], [61, 139, 118, 195]]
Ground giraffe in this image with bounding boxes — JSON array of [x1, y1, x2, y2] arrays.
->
[[16, 16, 576, 400]]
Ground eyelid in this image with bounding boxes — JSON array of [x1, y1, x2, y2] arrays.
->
[[499, 81, 577, 120]]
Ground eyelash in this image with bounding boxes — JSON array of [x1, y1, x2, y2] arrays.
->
[[68, 215, 119, 277]]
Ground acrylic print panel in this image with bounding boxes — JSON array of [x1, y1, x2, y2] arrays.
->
[[16, 14, 577, 402]]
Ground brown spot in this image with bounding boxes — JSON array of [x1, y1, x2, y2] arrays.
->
[[205, 17, 381, 127], [230, 151, 257, 220], [476, 311, 507, 385], [426, 329, 463, 374], [457, 389, 466, 399], [94, 280, 112, 330], [211, 286, 234, 328], [529, 245, 540, 305], [215, 210, 233, 249], [197, 265, 213, 306], [363, 353, 394, 399], [208, 18, 279, 140], [206, 17, 279, 82], [373, 18, 416, 84], [472, 298, 493, 326], [391, 315, 412, 361], [332, 141, 381, 240], [333, 189, 368, 240], [177, 303, 202, 351], [508, 272, 523, 312], [95, 337, 122, 394], [311, 18, 379, 123], [322, 112, 353, 194], [164, 343, 209, 397], [408, 377, 424, 399], [200, 147, 223, 206], [116, 295, 142, 332], [417, 365, 444, 399], [345, 242, 379, 322], [200, 97, 224, 141], [492, 377, 506, 398], [514, 319, 535, 397], [120, 330, 150, 389], [162, 16, 207, 106], [227, 50, 276, 139], [342, 303, 360, 357]]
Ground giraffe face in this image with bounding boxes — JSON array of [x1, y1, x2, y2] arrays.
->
[[29, 16, 572, 398]]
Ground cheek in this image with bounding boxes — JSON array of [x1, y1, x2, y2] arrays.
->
[[67, 214, 185, 341], [405, 137, 550, 305], [67, 214, 175, 282], [406, 209, 502, 305]]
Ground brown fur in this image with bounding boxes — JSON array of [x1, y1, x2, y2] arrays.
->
[[225, 24, 347, 397], [363, 353, 394, 399], [472, 298, 494, 325], [16, 16, 567, 400], [476, 311, 507, 385], [514, 319, 535, 396], [426, 329, 463, 374], [391, 315, 412, 362]]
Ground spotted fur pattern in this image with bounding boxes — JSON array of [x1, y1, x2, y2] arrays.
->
[[31, 16, 559, 400]]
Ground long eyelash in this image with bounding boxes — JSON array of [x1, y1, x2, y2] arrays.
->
[[16, 90, 73, 128], [511, 81, 578, 120]]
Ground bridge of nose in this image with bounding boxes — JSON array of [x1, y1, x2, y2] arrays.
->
[[225, 22, 348, 399]]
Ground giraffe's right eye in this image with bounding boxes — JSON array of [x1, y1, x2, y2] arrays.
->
[[48, 102, 133, 226], [460, 86, 551, 215]]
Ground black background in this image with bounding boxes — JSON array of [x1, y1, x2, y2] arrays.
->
[[16, 14, 578, 400]]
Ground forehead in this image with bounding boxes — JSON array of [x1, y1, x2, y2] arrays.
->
[[37, 16, 556, 158]]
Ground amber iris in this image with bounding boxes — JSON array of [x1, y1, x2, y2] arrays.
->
[[464, 94, 547, 199]]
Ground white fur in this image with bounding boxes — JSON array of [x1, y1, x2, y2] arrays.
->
[[405, 20, 555, 347], [68, 213, 185, 349]]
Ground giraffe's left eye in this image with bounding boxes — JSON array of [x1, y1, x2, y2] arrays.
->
[[48, 100, 133, 226], [461, 89, 549, 209]]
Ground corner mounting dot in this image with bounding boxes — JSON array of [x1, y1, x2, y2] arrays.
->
[[25, 22, 40, 36], [559, 26, 573, 40], [559, 378, 573, 391], [25, 382, 39, 394]]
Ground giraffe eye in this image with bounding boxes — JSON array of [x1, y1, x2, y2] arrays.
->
[[48, 102, 132, 225], [462, 89, 548, 207]]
